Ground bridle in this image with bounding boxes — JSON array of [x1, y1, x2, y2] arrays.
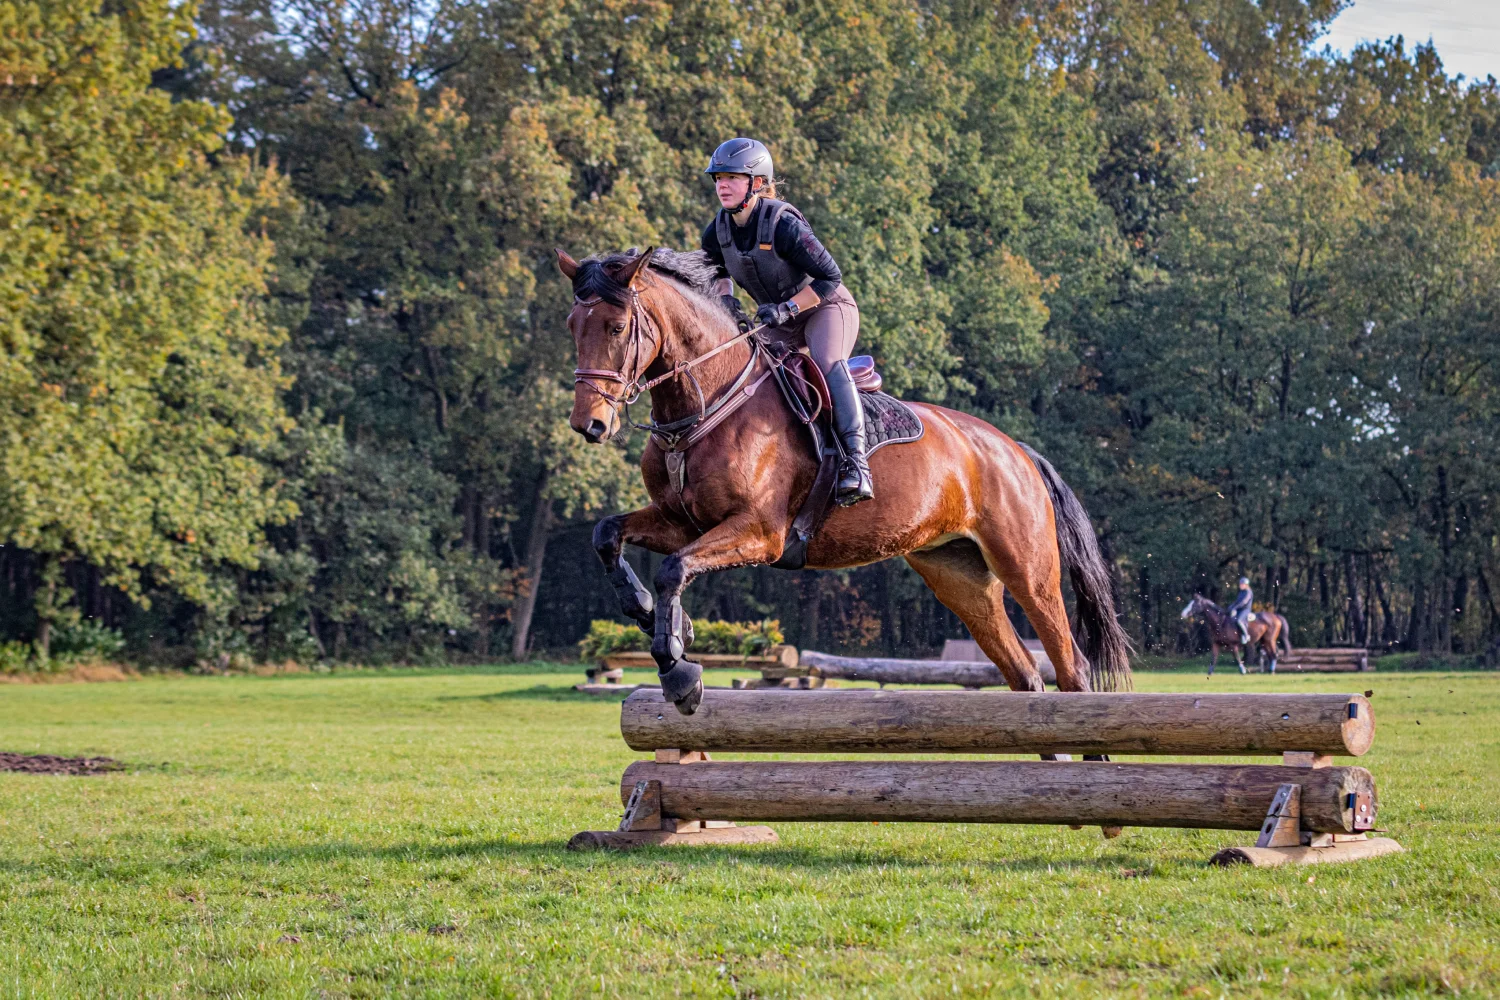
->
[[572, 285, 765, 449]]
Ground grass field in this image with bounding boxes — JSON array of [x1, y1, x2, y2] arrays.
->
[[1, 664, 1496, 998]]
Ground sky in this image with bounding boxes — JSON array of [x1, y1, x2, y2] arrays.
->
[[1321, 0, 1500, 82]]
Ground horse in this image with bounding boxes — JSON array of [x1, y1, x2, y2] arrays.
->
[[1255, 610, 1293, 669], [557, 245, 1131, 715], [1179, 594, 1282, 675]]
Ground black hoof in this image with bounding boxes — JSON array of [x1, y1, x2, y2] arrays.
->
[[658, 660, 704, 715]]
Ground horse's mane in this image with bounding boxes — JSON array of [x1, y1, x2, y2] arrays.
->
[[573, 247, 722, 307]]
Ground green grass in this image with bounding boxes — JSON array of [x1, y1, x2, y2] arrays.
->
[[1, 665, 1496, 998]]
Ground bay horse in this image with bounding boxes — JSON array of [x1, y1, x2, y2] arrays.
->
[[557, 246, 1131, 714], [1179, 594, 1282, 675]]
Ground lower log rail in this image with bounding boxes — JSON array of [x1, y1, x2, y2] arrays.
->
[[614, 760, 1375, 833]]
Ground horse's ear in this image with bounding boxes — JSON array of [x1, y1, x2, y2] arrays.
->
[[621, 246, 656, 288], [555, 249, 579, 280]]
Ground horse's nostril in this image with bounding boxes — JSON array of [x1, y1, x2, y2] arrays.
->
[[585, 419, 608, 442]]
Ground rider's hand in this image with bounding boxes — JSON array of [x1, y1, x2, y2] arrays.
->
[[755, 299, 799, 328], [721, 294, 751, 333]]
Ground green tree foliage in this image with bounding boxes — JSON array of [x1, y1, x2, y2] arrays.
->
[[4, 0, 1498, 663], [0, 0, 292, 657]]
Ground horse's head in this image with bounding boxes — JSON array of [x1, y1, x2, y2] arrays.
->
[[556, 247, 660, 443], [1180, 594, 1207, 619]]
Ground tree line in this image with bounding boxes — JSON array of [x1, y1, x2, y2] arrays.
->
[[3, 0, 1497, 667]]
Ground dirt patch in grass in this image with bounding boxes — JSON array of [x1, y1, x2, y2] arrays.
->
[[0, 752, 125, 775]]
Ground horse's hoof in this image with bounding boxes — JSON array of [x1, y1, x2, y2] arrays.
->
[[672, 679, 704, 716], [658, 659, 703, 714]]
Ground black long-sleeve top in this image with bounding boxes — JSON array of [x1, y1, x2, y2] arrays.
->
[[700, 202, 843, 301]]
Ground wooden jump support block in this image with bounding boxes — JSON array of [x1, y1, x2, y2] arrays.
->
[[570, 690, 1401, 866]]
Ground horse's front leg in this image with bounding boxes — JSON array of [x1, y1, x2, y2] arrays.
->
[[652, 513, 783, 715], [592, 506, 698, 635], [1208, 645, 1217, 677]]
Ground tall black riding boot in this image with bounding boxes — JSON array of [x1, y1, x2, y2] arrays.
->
[[826, 359, 874, 505]]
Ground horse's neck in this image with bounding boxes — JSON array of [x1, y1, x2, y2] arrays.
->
[[645, 293, 753, 422]]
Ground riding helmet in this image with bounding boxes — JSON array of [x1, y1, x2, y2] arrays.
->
[[1238, 576, 1250, 585], [704, 138, 774, 180]]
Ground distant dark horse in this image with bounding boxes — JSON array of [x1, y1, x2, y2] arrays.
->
[[557, 245, 1131, 715], [1180, 594, 1282, 675]]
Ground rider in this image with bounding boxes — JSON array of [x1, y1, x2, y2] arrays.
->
[[699, 137, 873, 505], [1227, 576, 1253, 644]]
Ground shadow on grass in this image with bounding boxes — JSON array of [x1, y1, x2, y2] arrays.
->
[[436, 685, 631, 703], [0, 831, 1186, 878]]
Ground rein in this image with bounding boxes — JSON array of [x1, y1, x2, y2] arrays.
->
[[572, 287, 767, 449]]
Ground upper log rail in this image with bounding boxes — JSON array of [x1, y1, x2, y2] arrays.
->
[[621, 689, 1375, 757]]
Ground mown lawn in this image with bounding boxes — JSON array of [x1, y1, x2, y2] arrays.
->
[[0, 664, 1496, 998]]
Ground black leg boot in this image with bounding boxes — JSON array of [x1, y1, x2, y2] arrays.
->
[[826, 359, 874, 506]]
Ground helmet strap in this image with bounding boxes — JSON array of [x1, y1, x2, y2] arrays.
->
[[732, 176, 764, 213]]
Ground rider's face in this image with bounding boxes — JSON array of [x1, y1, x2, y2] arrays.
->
[[714, 173, 757, 209]]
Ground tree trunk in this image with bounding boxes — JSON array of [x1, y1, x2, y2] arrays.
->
[[1436, 465, 1453, 652], [1138, 565, 1153, 652], [879, 562, 898, 655], [1406, 575, 1427, 651], [1373, 567, 1397, 646], [510, 472, 555, 660], [799, 570, 821, 649], [1343, 552, 1367, 647], [1318, 561, 1333, 646]]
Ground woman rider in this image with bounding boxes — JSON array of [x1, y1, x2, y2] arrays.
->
[[700, 137, 873, 505]]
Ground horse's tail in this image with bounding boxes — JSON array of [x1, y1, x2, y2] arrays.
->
[[1017, 442, 1133, 692], [1279, 615, 1294, 654]]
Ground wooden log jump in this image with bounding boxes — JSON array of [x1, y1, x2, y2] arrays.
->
[[1276, 648, 1372, 673], [796, 650, 1014, 688], [615, 760, 1372, 832], [571, 689, 1402, 866], [621, 689, 1374, 757]]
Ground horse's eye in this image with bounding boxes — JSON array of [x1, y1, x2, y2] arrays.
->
[[613, 323, 627, 335]]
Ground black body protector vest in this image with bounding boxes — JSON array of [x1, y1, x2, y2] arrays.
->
[[715, 198, 813, 306]]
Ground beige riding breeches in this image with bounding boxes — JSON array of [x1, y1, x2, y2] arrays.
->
[[789, 285, 860, 374]]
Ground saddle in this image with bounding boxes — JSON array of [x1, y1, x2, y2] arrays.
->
[[766, 350, 924, 570]]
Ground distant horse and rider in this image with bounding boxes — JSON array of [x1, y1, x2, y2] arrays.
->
[[557, 136, 1132, 716], [1179, 577, 1293, 675]]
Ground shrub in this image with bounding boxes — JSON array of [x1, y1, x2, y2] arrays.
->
[[0, 641, 34, 674], [578, 618, 784, 659], [51, 620, 128, 663]]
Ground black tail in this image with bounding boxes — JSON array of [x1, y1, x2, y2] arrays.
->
[[1017, 442, 1133, 692], [1279, 614, 1294, 654]]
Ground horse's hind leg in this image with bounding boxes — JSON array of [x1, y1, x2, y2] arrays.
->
[[904, 540, 1046, 692], [592, 507, 696, 635], [909, 539, 1123, 839]]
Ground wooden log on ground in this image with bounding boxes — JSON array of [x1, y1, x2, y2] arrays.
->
[[798, 649, 1056, 687], [568, 823, 779, 850], [618, 760, 1377, 833], [600, 646, 799, 673], [620, 689, 1375, 757]]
